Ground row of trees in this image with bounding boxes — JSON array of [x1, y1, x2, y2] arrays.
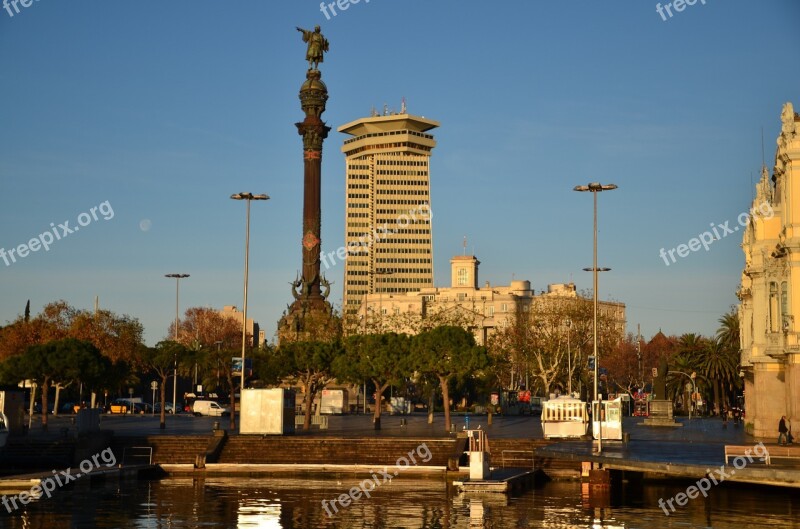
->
[[270, 326, 489, 431], [0, 297, 741, 432]]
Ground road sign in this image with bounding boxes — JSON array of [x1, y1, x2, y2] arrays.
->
[[652, 367, 658, 377], [150, 381, 158, 390]]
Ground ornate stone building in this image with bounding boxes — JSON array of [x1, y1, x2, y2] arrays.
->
[[739, 102, 800, 437], [356, 254, 626, 345]]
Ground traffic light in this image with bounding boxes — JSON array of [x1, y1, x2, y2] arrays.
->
[[588, 355, 596, 371]]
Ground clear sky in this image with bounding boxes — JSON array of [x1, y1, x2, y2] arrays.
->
[[1, 1, 798, 346]]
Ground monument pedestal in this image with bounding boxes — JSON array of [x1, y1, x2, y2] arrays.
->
[[643, 399, 682, 427]]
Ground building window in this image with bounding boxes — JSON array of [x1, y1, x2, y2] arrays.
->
[[487, 306, 494, 317], [501, 303, 508, 312], [457, 267, 467, 286], [457, 293, 467, 301], [781, 281, 790, 329], [769, 281, 778, 332]]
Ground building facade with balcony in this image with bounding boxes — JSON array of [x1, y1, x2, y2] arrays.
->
[[738, 102, 800, 437]]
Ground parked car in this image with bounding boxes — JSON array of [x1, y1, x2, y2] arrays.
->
[[192, 400, 230, 417], [154, 402, 176, 414], [109, 398, 149, 414]]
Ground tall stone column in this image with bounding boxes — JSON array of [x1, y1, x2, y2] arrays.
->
[[277, 28, 338, 343]]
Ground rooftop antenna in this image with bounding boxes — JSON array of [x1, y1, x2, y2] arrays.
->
[[371, 106, 378, 117], [383, 103, 389, 116], [401, 97, 407, 114], [463, 236, 467, 256]]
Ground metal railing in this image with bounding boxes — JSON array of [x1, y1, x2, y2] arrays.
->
[[121, 446, 153, 465], [500, 450, 535, 469]]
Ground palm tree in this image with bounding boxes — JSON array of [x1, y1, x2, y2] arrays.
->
[[717, 309, 739, 350], [699, 339, 737, 414], [716, 308, 742, 410]]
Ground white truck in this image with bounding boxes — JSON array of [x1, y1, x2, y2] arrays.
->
[[0, 412, 8, 448], [192, 400, 230, 417]]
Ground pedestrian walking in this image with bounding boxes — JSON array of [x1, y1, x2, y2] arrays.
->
[[778, 415, 789, 445]]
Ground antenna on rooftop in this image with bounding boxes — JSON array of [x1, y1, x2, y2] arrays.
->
[[463, 236, 467, 256], [401, 97, 407, 114]]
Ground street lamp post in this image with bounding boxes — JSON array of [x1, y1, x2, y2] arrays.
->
[[671, 370, 697, 419], [165, 273, 189, 418], [566, 319, 572, 396], [230, 193, 269, 400], [574, 182, 617, 454]]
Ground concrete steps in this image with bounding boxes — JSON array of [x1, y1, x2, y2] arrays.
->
[[217, 436, 457, 467], [0, 438, 76, 471], [491, 438, 581, 477], [112, 436, 210, 465]]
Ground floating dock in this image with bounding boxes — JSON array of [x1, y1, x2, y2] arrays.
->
[[453, 467, 539, 494]]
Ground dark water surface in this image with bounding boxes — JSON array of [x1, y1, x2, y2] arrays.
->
[[0, 476, 797, 528]]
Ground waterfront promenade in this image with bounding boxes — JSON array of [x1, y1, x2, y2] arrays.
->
[[6, 412, 798, 486], [11, 411, 758, 442]]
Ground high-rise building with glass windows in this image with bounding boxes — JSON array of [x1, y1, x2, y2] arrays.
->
[[338, 110, 439, 320]]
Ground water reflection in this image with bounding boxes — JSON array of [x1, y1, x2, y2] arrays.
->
[[0, 476, 796, 528]]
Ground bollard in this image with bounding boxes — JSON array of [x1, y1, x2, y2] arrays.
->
[[213, 421, 220, 431]]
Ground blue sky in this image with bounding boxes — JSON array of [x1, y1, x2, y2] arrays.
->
[[1, 0, 798, 345]]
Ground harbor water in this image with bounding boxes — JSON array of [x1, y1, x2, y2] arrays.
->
[[0, 475, 797, 528]]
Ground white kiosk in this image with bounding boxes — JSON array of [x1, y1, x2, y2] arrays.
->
[[591, 397, 623, 440], [541, 396, 589, 439]]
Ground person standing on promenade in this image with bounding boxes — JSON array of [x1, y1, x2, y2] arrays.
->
[[778, 415, 788, 445]]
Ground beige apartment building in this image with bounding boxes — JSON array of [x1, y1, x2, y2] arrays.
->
[[219, 305, 261, 347], [357, 254, 626, 345], [738, 102, 800, 438], [338, 110, 439, 318]]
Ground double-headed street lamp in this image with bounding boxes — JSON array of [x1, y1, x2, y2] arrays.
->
[[574, 182, 617, 454], [230, 193, 269, 396], [165, 273, 189, 417]]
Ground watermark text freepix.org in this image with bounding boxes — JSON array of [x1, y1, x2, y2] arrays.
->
[[321, 442, 432, 517], [1, 447, 117, 513], [656, 0, 707, 22], [659, 201, 773, 266], [320, 0, 370, 21], [1, 200, 115, 267], [3, 0, 41, 18], [321, 203, 431, 271], [658, 441, 768, 516]]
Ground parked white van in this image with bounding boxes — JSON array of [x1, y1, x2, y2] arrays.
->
[[192, 400, 229, 417]]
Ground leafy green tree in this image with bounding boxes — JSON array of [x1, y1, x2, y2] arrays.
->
[[335, 332, 411, 429], [139, 341, 188, 429], [272, 341, 344, 430], [2, 338, 102, 430], [411, 326, 490, 432]]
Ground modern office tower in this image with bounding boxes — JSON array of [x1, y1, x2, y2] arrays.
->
[[338, 109, 439, 320]]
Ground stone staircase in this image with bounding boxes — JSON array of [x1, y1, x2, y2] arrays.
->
[[111, 435, 211, 465], [0, 438, 76, 472], [217, 436, 457, 468], [490, 438, 581, 478]]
